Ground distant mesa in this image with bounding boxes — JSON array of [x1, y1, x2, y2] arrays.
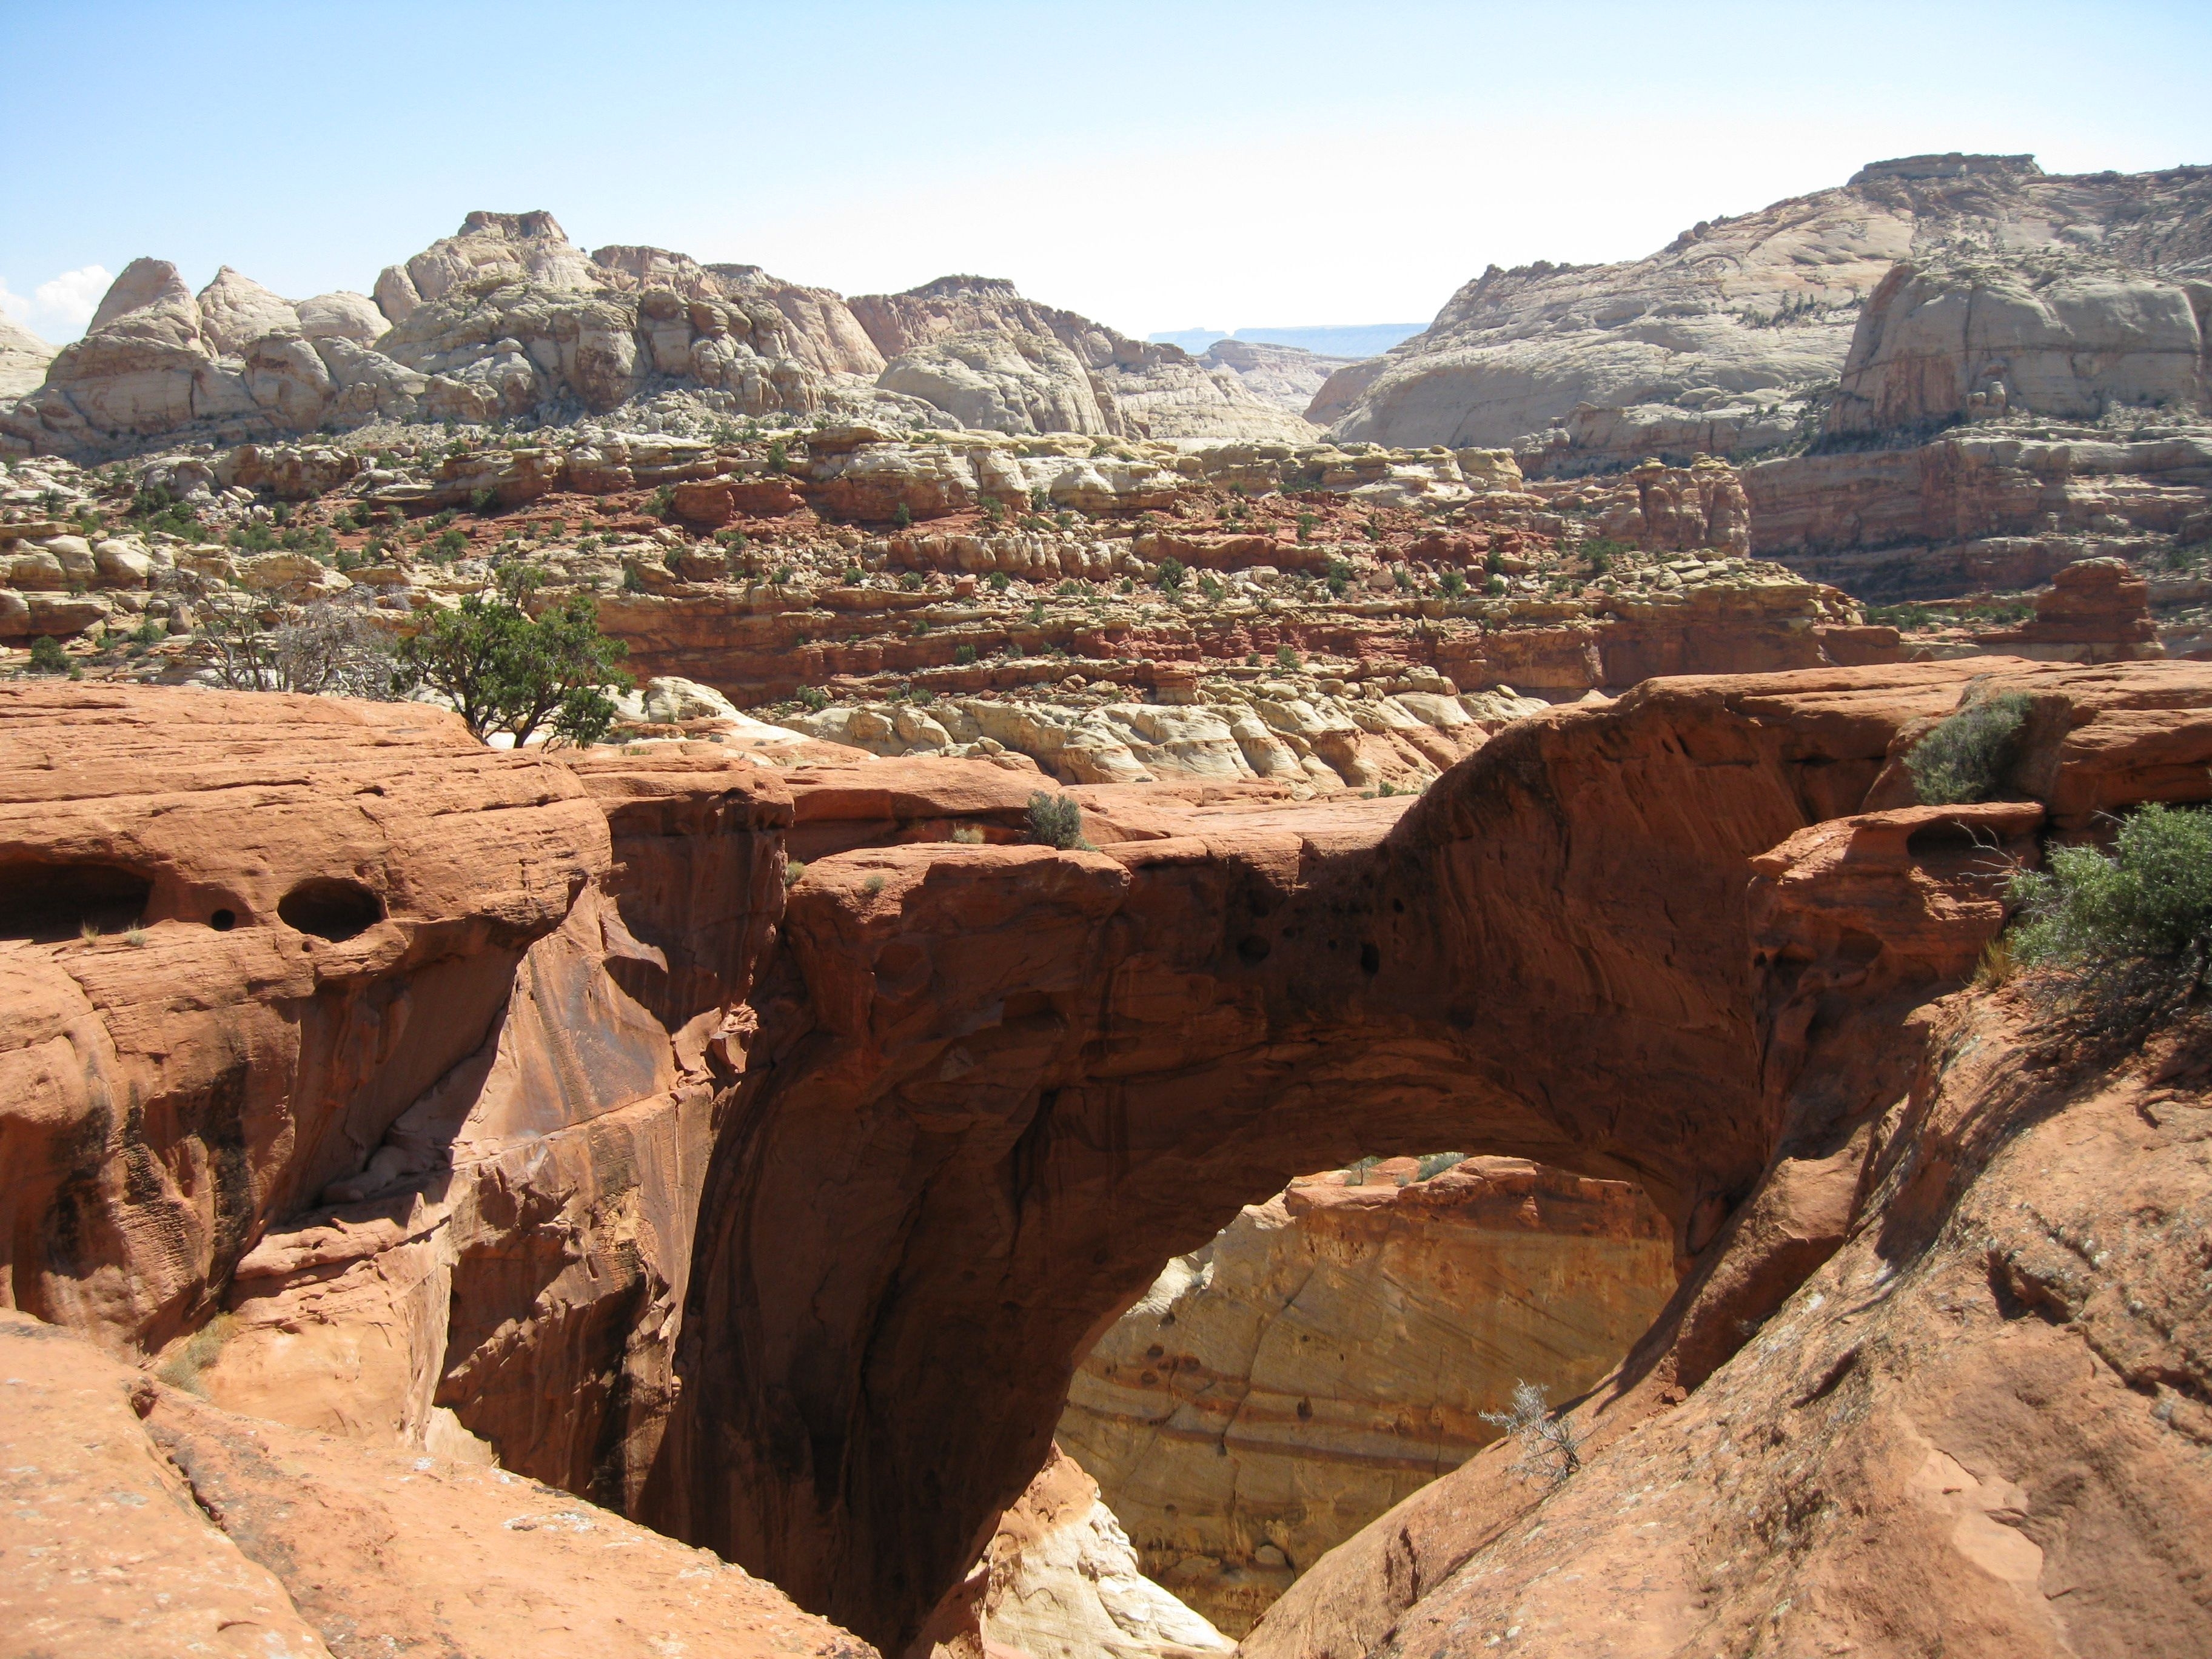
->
[[1150, 323, 1428, 358]]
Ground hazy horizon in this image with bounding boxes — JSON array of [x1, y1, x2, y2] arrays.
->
[[6, 0, 2210, 350]]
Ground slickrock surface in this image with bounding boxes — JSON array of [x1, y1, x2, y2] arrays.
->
[[913, 1444, 1234, 1659], [1239, 984, 2212, 1659], [0, 313, 55, 399], [1057, 1157, 1674, 1634], [1326, 154, 2212, 464], [7, 659, 2212, 1658], [0, 1311, 874, 1659], [649, 657, 2212, 1649]]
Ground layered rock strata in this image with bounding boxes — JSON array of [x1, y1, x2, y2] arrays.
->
[[1056, 1157, 1675, 1634]]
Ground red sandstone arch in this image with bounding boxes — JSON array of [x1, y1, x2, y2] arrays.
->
[[643, 659, 2182, 1652]]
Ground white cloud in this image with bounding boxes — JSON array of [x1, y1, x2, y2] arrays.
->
[[33, 265, 112, 330], [0, 280, 29, 326]]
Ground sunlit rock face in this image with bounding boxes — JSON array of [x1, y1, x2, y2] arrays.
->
[[1057, 1156, 1675, 1634]]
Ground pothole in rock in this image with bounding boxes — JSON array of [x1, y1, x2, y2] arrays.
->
[[1036, 1153, 1677, 1644]]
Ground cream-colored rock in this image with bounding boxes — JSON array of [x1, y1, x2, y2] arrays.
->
[[1326, 153, 2212, 464], [293, 290, 390, 344], [0, 312, 55, 398], [880, 330, 1113, 436], [1830, 258, 2210, 435], [196, 266, 301, 355], [1057, 1158, 1676, 1635]]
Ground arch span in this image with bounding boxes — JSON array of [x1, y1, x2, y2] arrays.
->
[[641, 659, 2116, 1652]]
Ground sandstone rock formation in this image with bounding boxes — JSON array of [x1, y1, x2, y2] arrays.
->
[[1745, 421, 2212, 603], [8, 655, 2212, 1657], [644, 656, 2212, 1651], [1195, 339, 1357, 418], [1828, 255, 2211, 437], [1238, 974, 2212, 1659], [0, 312, 54, 398], [914, 1444, 1235, 1659], [856, 275, 1317, 443], [1322, 155, 2212, 466], [1057, 1158, 1675, 1633], [1, 220, 1315, 462], [1, 1311, 873, 1659]]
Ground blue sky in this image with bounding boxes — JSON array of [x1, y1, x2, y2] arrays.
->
[[5, 1, 2209, 345]]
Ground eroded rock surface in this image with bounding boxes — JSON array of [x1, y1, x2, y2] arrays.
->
[[1057, 1157, 1675, 1634], [1327, 154, 2212, 468], [0, 1310, 873, 1659]]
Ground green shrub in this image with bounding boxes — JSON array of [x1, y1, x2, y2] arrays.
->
[[988, 571, 1011, 592], [28, 635, 70, 674], [1027, 791, 1091, 851], [2009, 802, 2212, 1024], [471, 487, 500, 514], [954, 645, 977, 665], [1441, 569, 1467, 597], [894, 502, 913, 528], [394, 573, 631, 747], [1296, 512, 1318, 542], [1908, 691, 2033, 805], [796, 685, 830, 712], [1275, 644, 1300, 670], [1413, 1151, 1467, 1181], [1155, 557, 1187, 592], [765, 440, 788, 473]]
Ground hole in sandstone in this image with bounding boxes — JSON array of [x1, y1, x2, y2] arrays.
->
[[1056, 1152, 1678, 1640], [1359, 941, 1381, 974], [209, 908, 238, 931], [1236, 934, 1271, 965], [0, 859, 153, 943], [276, 878, 384, 942]]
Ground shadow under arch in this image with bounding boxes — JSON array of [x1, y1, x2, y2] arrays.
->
[[642, 666, 1970, 1654]]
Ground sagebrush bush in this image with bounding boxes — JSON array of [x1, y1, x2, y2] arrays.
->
[[1480, 1379, 1583, 1486], [1907, 691, 2032, 804], [2008, 802, 2212, 1024], [1027, 791, 1090, 851]]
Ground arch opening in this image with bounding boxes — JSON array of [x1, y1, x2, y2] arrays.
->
[[277, 877, 384, 941], [0, 857, 153, 942], [1051, 1149, 1678, 1639]]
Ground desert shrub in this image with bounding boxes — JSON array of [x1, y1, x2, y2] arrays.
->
[[1341, 1155, 1382, 1185], [765, 440, 788, 473], [2008, 802, 2212, 1025], [1908, 691, 2032, 805], [951, 824, 985, 844], [1275, 644, 1300, 670], [1296, 512, 1318, 542], [894, 502, 913, 528], [1441, 568, 1467, 597], [471, 487, 501, 514], [28, 635, 70, 674], [1027, 791, 1091, 851], [796, 685, 830, 712], [784, 859, 807, 887], [901, 571, 923, 591], [154, 1312, 238, 1396], [1155, 557, 1187, 592], [1413, 1151, 1467, 1181], [1480, 1380, 1582, 1485], [954, 645, 977, 665]]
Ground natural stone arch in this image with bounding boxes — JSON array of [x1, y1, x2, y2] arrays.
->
[[646, 663, 2007, 1651]]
